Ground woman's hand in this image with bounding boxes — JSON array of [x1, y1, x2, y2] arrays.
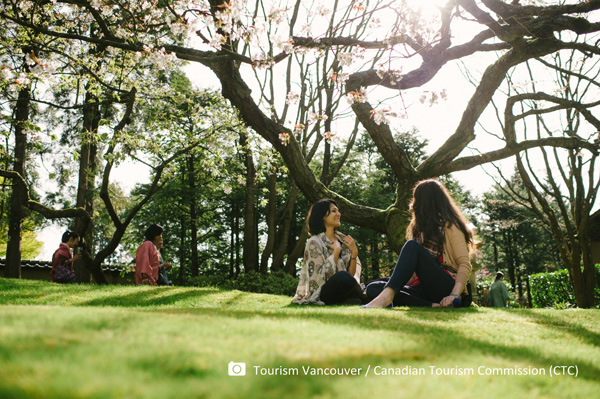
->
[[328, 240, 342, 264], [440, 295, 457, 307], [342, 235, 358, 257], [328, 240, 342, 255]]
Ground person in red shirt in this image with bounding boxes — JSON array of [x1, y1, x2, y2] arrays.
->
[[51, 230, 82, 283], [135, 224, 171, 285]]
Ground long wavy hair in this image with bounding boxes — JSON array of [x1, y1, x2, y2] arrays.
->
[[405, 179, 473, 249]]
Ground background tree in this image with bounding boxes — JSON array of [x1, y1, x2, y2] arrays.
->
[[478, 172, 560, 302], [119, 72, 244, 280], [482, 46, 600, 307]]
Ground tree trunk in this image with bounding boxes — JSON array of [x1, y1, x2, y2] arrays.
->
[[260, 168, 277, 273], [493, 235, 498, 268], [285, 223, 309, 276], [504, 230, 516, 290], [0, 136, 11, 232], [371, 238, 380, 279], [74, 91, 100, 283], [569, 239, 596, 308], [272, 184, 299, 271], [575, 216, 597, 308], [178, 160, 187, 284], [178, 212, 186, 285], [187, 154, 199, 277], [514, 237, 522, 301], [234, 208, 241, 276], [4, 81, 31, 278], [525, 277, 533, 308], [229, 199, 235, 278], [239, 131, 258, 272]]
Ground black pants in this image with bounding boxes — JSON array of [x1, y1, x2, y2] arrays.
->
[[320, 271, 366, 305], [366, 279, 436, 307], [367, 240, 455, 306]]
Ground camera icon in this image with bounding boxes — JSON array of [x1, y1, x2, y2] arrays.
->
[[228, 362, 246, 376]]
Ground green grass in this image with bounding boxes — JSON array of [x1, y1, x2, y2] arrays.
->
[[0, 278, 599, 399]]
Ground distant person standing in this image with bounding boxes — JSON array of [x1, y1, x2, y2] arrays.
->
[[135, 224, 171, 286], [51, 230, 82, 283], [488, 272, 511, 307]]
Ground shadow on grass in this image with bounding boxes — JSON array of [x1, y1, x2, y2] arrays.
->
[[159, 305, 600, 384], [517, 309, 600, 348], [79, 287, 222, 307]]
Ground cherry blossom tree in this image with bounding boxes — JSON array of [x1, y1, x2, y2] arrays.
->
[[2, 0, 600, 256]]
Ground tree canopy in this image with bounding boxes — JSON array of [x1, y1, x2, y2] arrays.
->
[[3, 0, 598, 248]]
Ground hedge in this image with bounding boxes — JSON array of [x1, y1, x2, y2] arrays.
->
[[184, 270, 299, 296], [529, 264, 600, 308]]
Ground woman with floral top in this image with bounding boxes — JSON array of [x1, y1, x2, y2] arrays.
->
[[292, 199, 366, 305], [365, 179, 474, 308]]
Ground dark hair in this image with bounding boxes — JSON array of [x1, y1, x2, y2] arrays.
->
[[495, 272, 504, 280], [61, 230, 79, 244], [405, 179, 474, 249], [307, 199, 338, 235], [144, 224, 164, 242]]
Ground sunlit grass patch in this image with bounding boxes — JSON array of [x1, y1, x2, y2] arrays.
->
[[0, 278, 599, 399]]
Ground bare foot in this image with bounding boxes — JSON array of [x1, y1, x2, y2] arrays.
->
[[365, 287, 395, 308], [432, 303, 441, 307]]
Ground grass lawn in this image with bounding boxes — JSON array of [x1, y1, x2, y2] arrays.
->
[[0, 278, 599, 399]]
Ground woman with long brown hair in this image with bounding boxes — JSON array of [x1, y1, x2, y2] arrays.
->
[[365, 179, 474, 307]]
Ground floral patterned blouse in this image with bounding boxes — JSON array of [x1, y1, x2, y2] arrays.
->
[[292, 231, 362, 305]]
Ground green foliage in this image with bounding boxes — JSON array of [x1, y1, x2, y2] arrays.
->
[[183, 271, 299, 296], [529, 265, 600, 308], [0, 230, 43, 259], [477, 171, 561, 294]]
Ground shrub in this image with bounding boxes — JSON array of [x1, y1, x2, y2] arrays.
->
[[529, 264, 600, 308], [181, 270, 299, 297]]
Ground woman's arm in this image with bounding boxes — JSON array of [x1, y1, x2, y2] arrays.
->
[[441, 226, 472, 307]]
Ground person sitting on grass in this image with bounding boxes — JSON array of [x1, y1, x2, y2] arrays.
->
[[364, 179, 474, 308], [135, 224, 172, 286], [51, 230, 82, 283], [292, 199, 366, 305]]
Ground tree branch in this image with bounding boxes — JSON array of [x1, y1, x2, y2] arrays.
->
[[0, 169, 90, 221], [440, 136, 597, 175]]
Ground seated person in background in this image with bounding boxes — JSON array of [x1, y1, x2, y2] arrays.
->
[[292, 199, 366, 305], [135, 224, 171, 286], [51, 230, 82, 283]]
